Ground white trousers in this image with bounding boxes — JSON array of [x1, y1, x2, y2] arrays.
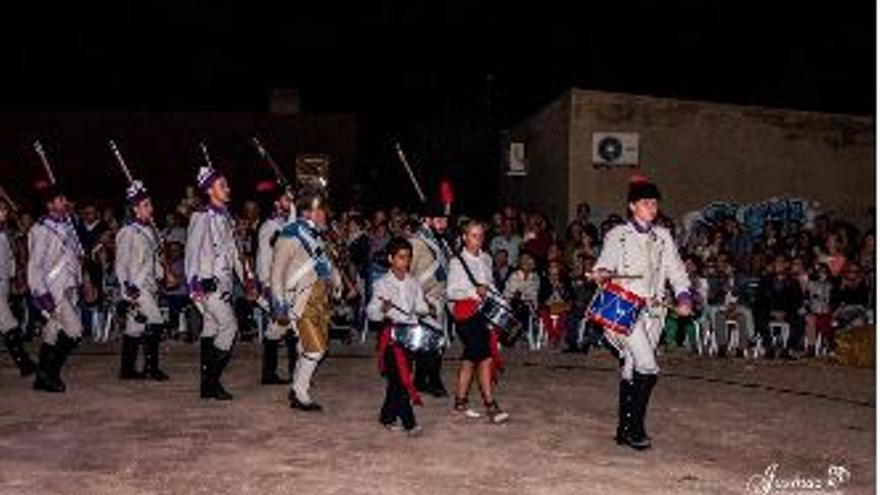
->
[[607, 309, 664, 381], [124, 291, 163, 337], [0, 281, 18, 333], [199, 292, 238, 351], [42, 288, 83, 345]]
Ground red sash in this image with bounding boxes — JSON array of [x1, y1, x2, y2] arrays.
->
[[378, 325, 422, 406]]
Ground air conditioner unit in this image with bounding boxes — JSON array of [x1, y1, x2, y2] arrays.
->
[[592, 132, 639, 167]]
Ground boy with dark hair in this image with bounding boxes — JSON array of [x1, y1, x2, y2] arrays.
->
[[368, 237, 430, 436]]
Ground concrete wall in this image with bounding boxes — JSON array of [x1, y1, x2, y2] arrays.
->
[[501, 91, 571, 232], [567, 89, 875, 226]]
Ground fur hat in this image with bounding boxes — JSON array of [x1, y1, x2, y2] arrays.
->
[[196, 166, 224, 191], [126, 180, 150, 205], [627, 174, 661, 203]]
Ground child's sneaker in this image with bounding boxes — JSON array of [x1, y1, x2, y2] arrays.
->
[[486, 400, 509, 424], [382, 421, 404, 432], [454, 397, 481, 419], [406, 426, 423, 438]]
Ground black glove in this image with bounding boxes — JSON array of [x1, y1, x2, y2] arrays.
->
[[200, 278, 218, 293]]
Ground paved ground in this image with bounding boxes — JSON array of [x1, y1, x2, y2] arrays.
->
[[0, 340, 874, 495]]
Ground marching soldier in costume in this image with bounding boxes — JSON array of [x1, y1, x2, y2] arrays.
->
[[185, 166, 246, 400], [256, 183, 296, 385], [270, 185, 342, 411], [115, 180, 169, 381], [28, 183, 84, 393], [592, 176, 692, 450], [408, 202, 451, 397], [0, 199, 36, 377]]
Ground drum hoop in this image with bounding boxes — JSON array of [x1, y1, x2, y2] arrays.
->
[[603, 282, 646, 308]]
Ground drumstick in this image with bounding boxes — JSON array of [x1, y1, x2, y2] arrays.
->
[[379, 297, 434, 320], [33, 140, 57, 185], [588, 270, 643, 280]]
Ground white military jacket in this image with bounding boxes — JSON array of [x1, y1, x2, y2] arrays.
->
[[184, 205, 243, 294], [115, 219, 164, 294], [256, 216, 285, 289], [594, 221, 691, 304], [27, 215, 83, 297]]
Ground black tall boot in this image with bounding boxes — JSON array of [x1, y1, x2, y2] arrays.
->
[[632, 372, 658, 448], [200, 337, 213, 398], [207, 346, 233, 401], [33, 343, 63, 393], [119, 335, 145, 380], [616, 376, 650, 450], [3, 327, 37, 376], [52, 332, 79, 391], [143, 325, 169, 381], [284, 331, 298, 382], [614, 379, 635, 445], [261, 339, 288, 384]]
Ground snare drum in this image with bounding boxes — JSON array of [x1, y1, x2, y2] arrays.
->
[[391, 322, 445, 355], [478, 292, 524, 346], [585, 283, 646, 336]]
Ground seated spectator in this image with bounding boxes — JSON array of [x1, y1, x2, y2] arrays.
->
[[831, 264, 871, 331], [820, 233, 849, 279], [805, 263, 833, 353], [755, 256, 804, 358], [705, 258, 755, 356], [493, 249, 512, 292], [566, 254, 599, 352], [538, 260, 574, 347], [503, 252, 541, 341], [489, 216, 522, 263]]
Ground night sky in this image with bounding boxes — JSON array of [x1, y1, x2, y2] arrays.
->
[[0, 0, 874, 212]]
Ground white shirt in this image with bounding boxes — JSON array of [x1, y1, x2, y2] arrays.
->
[[367, 271, 429, 325], [446, 249, 493, 301]]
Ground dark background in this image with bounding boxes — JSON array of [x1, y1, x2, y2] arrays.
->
[[0, 1, 874, 215]]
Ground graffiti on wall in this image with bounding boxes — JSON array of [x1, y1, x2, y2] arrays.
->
[[681, 197, 821, 240]]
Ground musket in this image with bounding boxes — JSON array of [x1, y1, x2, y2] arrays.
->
[[393, 141, 426, 204], [32, 140, 57, 185], [250, 136, 292, 188]]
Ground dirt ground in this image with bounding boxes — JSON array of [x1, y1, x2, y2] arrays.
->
[[0, 340, 874, 495]]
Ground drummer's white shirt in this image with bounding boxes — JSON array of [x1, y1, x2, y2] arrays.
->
[[447, 249, 493, 301], [367, 271, 429, 325]]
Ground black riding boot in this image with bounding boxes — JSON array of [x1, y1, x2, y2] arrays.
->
[[119, 335, 145, 380], [615, 379, 634, 444], [3, 327, 37, 376], [616, 377, 650, 450], [207, 346, 233, 401], [143, 325, 169, 381], [200, 337, 213, 398], [33, 343, 63, 392], [261, 339, 288, 384], [632, 372, 658, 449]]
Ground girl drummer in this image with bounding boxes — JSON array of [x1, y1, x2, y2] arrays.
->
[[447, 220, 509, 424], [591, 175, 692, 450], [367, 237, 431, 437]]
